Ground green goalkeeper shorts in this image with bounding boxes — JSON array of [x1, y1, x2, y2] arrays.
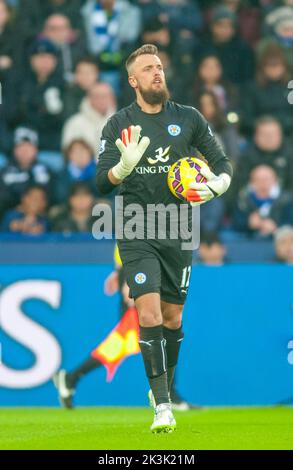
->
[[117, 239, 193, 305]]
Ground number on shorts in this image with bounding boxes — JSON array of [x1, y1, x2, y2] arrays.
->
[[180, 266, 191, 288]]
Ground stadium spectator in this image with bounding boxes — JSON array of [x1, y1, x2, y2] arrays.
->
[[41, 13, 88, 83], [260, 2, 293, 67], [0, 127, 55, 218], [40, 0, 84, 31], [81, 0, 141, 94], [233, 165, 293, 236], [211, 0, 261, 46], [50, 182, 96, 233], [193, 54, 239, 115], [135, 0, 162, 26], [17, 39, 65, 152], [140, 16, 172, 50], [0, 185, 50, 234], [15, 0, 83, 47], [196, 5, 255, 84], [241, 44, 293, 136], [15, 0, 43, 42], [63, 57, 100, 119], [197, 91, 240, 164], [198, 231, 226, 266], [0, 0, 15, 83], [139, 0, 203, 34], [262, 2, 293, 34], [274, 225, 293, 264], [55, 139, 98, 201], [158, 0, 203, 40], [235, 116, 293, 193], [62, 82, 116, 154]]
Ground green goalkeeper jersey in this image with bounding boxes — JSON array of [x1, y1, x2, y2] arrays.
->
[[96, 100, 233, 239]]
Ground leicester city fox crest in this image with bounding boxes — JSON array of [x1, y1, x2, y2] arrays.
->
[[168, 124, 181, 136]]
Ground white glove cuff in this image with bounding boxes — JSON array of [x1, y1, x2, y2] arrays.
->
[[219, 173, 231, 193], [112, 161, 131, 181]]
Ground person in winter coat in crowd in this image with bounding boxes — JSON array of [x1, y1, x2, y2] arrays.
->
[[233, 165, 293, 237], [241, 43, 293, 136], [62, 81, 116, 154], [63, 57, 100, 119], [0, 126, 55, 219], [17, 39, 65, 151]]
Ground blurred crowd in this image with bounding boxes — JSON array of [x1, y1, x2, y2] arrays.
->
[[0, 0, 292, 262]]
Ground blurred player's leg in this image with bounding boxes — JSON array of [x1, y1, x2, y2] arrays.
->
[[53, 357, 102, 409], [53, 267, 134, 410], [53, 370, 75, 409]]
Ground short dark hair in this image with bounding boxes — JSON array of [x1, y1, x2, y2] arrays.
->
[[69, 182, 93, 197], [64, 139, 93, 159], [22, 184, 47, 198], [200, 231, 222, 246], [75, 56, 99, 71], [255, 115, 282, 130], [126, 44, 158, 73]]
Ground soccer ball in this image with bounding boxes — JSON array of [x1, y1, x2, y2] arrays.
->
[[167, 157, 209, 200]]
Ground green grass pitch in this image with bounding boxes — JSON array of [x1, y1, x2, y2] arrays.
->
[[1, 407, 293, 450]]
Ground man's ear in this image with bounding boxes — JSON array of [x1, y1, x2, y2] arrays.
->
[[128, 75, 137, 89]]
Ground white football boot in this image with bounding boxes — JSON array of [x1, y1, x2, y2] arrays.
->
[[150, 402, 177, 433]]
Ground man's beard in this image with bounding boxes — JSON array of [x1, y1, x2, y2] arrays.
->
[[138, 82, 170, 106]]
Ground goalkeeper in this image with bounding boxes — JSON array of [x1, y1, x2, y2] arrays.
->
[[96, 44, 233, 433]]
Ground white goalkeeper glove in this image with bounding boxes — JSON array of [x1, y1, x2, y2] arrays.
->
[[186, 166, 231, 206], [112, 125, 150, 181]]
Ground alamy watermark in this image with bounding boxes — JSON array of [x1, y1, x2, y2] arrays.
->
[[92, 196, 200, 250]]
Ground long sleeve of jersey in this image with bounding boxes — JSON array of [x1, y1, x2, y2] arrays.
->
[[96, 117, 121, 194], [192, 108, 233, 178]]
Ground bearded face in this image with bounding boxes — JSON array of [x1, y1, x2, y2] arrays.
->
[[137, 81, 170, 106], [128, 53, 170, 106]]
